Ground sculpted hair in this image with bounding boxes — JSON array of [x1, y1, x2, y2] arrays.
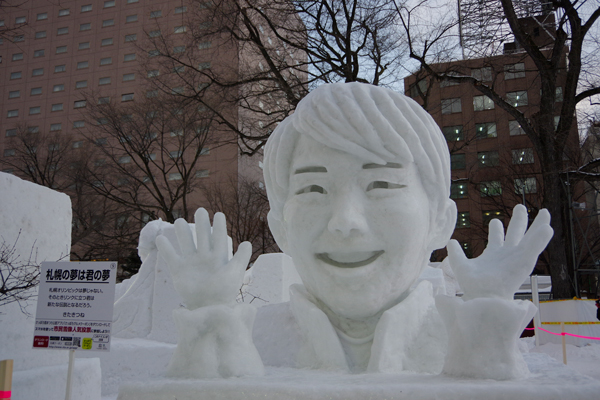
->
[[264, 82, 452, 244]]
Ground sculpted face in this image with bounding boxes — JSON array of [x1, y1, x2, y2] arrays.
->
[[282, 134, 433, 320]]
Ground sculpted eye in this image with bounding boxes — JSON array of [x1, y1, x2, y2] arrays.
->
[[366, 181, 406, 191], [295, 185, 327, 195]]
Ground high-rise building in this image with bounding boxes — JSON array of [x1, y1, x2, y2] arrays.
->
[[0, 0, 287, 266], [404, 13, 581, 274]]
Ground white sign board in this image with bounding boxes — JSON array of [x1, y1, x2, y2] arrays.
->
[[33, 261, 117, 351]]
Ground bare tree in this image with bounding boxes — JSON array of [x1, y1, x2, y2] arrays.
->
[[140, 0, 404, 154], [398, 0, 600, 298], [0, 234, 40, 314], [79, 92, 219, 224]]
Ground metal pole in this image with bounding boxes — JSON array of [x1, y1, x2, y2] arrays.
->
[[531, 275, 541, 347]]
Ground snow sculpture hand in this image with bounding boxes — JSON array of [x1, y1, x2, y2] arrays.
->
[[448, 204, 553, 301], [156, 208, 252, 310]]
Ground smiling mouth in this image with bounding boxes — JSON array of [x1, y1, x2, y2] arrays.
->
[[316, 250, 384, 268]]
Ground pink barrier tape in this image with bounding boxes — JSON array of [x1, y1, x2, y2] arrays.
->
[[524, 327, 600, 340], [0, 391, 10, 399]]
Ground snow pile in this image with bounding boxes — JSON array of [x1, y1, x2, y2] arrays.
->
[[0, 172, 101, 400]]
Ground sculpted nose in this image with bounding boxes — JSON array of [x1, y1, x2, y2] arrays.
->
[[327, 192, 368, 237]]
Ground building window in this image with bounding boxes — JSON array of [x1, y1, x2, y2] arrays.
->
[[147, 70, 159, 78], [174, 46, 186, 54], [475, 122, 497, 139], [509, 120, 525, 136], [450, 182, 468, 199], [74, 100, 87, 108], [79, 42, 90, 50], [169, 150, 182, 159], [31, 87, 42, 95], [198, 41, 212, 49], [173, 66, 185, 73], [51, 103, 64, 112], [34, 49, 45, 57], [441, 98, 461, 114], [6, 129, 17, 137], [451, 154, 466, 170], [119, 156, 131, 164], [200, 147, 210, 155], [440, 72, 460, 87], [97, 118, 109, 125], [80, 23, 91, 31], [126, 15, 138, 23], [171, 87, 184, 94], [125, 34, 137, 42], [29, 107, 41, 115], [471, 67, 492, 82], [103, 19, 115, 27], [514, 178, 537, 194], [482, 210, 504, 226], [174, 26, 187, 34], [56, 46, 67, 54], [479, 181, 502, 197], [77, 61, 89, 69], [58, 9, 70, 17], [100, 57, 112, 65], [10, 72, 22, 80], [98, 97, 110, 104], [12, 53, 23, 61], [555, 87, 563, 102], [175, 6, 187, 14], [81, 4, 92, 12], [15, 16, 26, 24], [37, 13, 48, 20], [8, 90, 20, 99], [76, 80, 88, 88], [198, 62, 211, 70], [456, 212, 470, 229], [442, 125, 464, 141], [124, 53, 136, 62], [4, 149, 16, 157], [146, 90, 158, 98], [195, 169, 210, 178], [408, 79, 428, 98], [504, 63, 525, 79], [149, 30, 161, 38], [7, 110, 18, 118], [123, 73, 135, 81], [32, 68, 44, 77], [512, 148, 534, 164], [477, 151, 499, 167], [35, 31, 47, 39], [169, 172, 183, 181], [506, 91, 528, 107], [72, 141, 84, 149], [73, 121, 85, 128], [121, 93, 134, 102], [150, 10, 162, 18], [99, 77, 111, 85], [127, 0, 139, 3], [148, 50, 160, 57], [28, 126, 39, 133], [473, 95, 494, 111], [57, 27, 69, 35], [50, 123, 62, 131], [53, 84, 65, 92], [104, 0, 116, 8]]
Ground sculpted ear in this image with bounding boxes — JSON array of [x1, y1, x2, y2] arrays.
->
[[428, 199, 457, 252], [267, 210, 288, 253]]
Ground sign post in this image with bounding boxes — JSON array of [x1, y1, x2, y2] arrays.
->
[[32, 261, 117, 400]]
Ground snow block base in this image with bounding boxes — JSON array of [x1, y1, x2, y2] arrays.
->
[[117, 353, 600, 400]]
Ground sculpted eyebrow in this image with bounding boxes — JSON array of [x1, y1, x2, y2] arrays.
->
[[294, 166, 328, 174], [362, 162, 403, 169]]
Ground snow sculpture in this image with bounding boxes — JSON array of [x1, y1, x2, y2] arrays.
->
[[156, 83, 553, 380]]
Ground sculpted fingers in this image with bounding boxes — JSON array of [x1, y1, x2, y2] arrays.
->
[[505, 204, 528, 247], [487, 218, 505, 249], [230, 241, 252, 277], [194, 208, 211, 255], [174, 218, 196, 257], [447, 239, 469, 275], [212, 212, 229, 264]]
